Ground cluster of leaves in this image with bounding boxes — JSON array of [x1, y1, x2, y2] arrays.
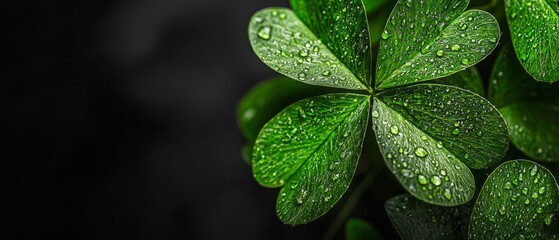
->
[[238, 0, 559, 238]]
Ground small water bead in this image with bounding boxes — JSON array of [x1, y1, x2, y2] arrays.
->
[[421, 136, 428, 141], [322, 70, 331, 76], [279, 13, 286, 19], [530, 165, 538, 176], [381, 30, 390, 39], [418, 175, 428, 185], [299, 50, 309, 57], [372, 111, 379, 118], [430, 176, 442, 186], [257, 26, 272, 40], [414, 147, 428, 158], [452, 128, 460, 135], [499, 205, 506, 215], [444, 189, 452, 200], [504, 181, 512, 189], [545, 214, 554, 225], [298, 72, 307, 80], [436, 50, 444, 57], [489, 37, 497, 43], [451, 44, 460, 51], [390, 125, 399, 135], [539, 187, 546, 194]]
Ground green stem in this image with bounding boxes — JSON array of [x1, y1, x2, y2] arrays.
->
[[322, 160, 381, 240]]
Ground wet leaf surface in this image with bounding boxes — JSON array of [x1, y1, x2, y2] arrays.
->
[[249, 8, 368, 90], [375, 0, 500, 89], [252, 94, 370, 224], [290, 0, 372, 88], [372, 84, 509, 205], [489, 45, 559, 162], [469, 160, 559, 239], [505, 0, 559, 82]]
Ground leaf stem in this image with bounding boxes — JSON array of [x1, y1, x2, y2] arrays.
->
[[322, 157, 381, 240]]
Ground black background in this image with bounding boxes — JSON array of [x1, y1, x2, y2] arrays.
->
[[10, 0, 403, 239]]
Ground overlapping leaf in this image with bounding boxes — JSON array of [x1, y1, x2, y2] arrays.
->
[[252, 94, 370, 224], [505, 0, 559, 82], [385, 194, 472, 240], [290, 0, 371, 88], [431, 67, 485, 96], [469, 160, 559, 239], [375, 0, 500, 89], [489, 45, 559, 162], [249, 1, 371, 90], [372, 84, 509, 205]]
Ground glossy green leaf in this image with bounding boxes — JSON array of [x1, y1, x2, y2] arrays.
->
[[489, 45, 559, 162], [469, 160, 559, 239], [252, 94, 370, 224], [431, 67, 485, 96], [385, 194, 472, 240], [345, 218, 383, 240], [290, 0, 371, 89], [505, 0, 559, 82], [372, 84, 509, 205], [249, 8, 368, 90], [375, 0, 500, 89], [237, 76, 331, 142]]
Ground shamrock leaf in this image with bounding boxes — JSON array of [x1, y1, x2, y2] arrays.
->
[[469, 160, 559, 239], [372, 84, 509, 205], [375, 0, 500, 89], [489, 45, 559, 162], [237, 76, 333, 164], [252, 94, 370, 224], [385, 194, 472, 240], [249, 0, 371, 90], [505, 0, 559, 82]]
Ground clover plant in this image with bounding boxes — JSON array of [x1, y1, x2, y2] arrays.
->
[[238, 0, 559, 238]]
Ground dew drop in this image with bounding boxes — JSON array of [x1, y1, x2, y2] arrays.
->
[[451, 44, 460, 51], [322, 70, 331, 76], [414, 147, 428, 158], [298, 72, 307, 80], [381, 30, 390, 39], [372, 111, 379, 118], [545, 214, 554, 225], [461, 59, 469, 65], [430, 176, 442, 186], [530, 165, 538, 176], [436, 50, 444, 57], [499, 205, 506, 215], [444, 189, 452, 200], [417, 175, 428, 185], [504, 181, 512, 189], [257, 26, 272, 40], [452, 128, 460, 135], [539, 187, 546, 194], [390, 125, 399, 135]]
